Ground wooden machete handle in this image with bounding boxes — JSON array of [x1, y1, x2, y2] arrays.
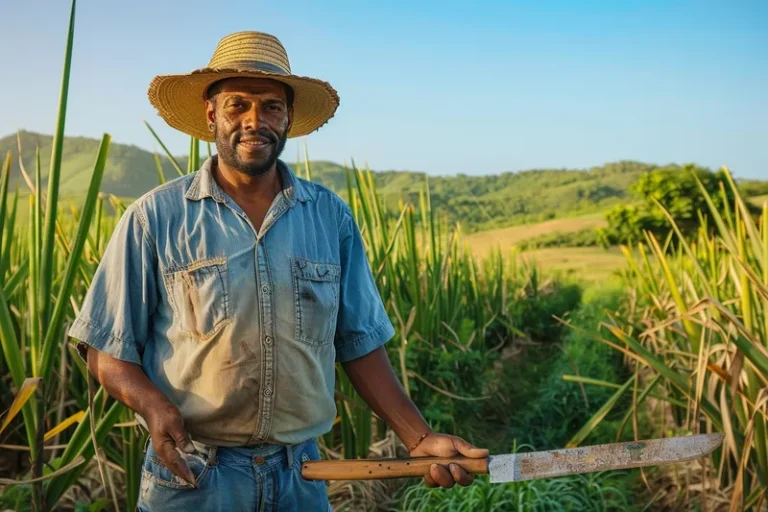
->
[[301, 456, 489, 480]]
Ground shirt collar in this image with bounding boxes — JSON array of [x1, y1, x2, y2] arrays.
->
[[185, 155, 312, 205]]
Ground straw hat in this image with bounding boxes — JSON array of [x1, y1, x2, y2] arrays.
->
[[147, 31, 339, 142]]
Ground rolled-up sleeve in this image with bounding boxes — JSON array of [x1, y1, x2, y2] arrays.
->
[[68, 204, 157, 365], [334, 209, 395, 363]]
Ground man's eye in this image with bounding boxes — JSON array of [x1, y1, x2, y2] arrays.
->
[[267, 104, 283, 112]]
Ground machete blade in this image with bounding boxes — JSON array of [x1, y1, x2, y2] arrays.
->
[[488, 433, 724, 483]]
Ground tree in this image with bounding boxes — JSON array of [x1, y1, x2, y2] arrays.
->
[[599, 164, 742, 247]]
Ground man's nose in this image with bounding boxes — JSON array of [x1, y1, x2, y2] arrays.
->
[[242, 103, 262, 131]]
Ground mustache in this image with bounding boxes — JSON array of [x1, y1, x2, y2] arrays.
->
[[235, 129, 278, 144]]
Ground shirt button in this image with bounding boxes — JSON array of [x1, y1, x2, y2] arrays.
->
[[255, 456, 265, 465], [265, 336, 273, 345], [261, 285, 270, 293], [264, 388, 272, 396]]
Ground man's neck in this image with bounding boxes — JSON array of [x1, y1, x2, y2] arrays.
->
[[213, 159, 283, 205]]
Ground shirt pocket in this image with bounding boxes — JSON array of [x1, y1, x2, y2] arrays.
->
[[291, 256, 341, 346], [162, 257, 232, 341]]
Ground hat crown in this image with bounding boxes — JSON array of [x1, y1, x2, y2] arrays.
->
[[207, 31, 291, 75], [148, 30, 339, 141]]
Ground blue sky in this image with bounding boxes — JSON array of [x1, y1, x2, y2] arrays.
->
[[2, 0, 766, 179]]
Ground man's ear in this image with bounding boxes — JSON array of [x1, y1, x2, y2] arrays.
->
[[205, 100, 216, 131], [285, 106, 294, 133]]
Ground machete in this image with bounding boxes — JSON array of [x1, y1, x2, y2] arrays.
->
[[301, 433, 723, 482]]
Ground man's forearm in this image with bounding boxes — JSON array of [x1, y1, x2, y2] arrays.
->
[[86, 346, 198, 485], [86, 346, 174, 419], [341, 346, 432, 450]]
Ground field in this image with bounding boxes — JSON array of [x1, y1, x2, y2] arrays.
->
[[512, 246, 625, 282], [463, 213, 624, 282], [463, 190, 768, 283], [749, 193, 768, 208], [465, 213, 606, 255], [1, 3, 767, 511]]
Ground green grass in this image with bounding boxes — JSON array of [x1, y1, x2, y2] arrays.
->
[[394, 470, 635, 512]]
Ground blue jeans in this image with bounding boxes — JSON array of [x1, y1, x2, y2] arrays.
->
[[137, 437, 332, 511]]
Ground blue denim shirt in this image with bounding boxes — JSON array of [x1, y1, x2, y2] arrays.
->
[[68, 156, 395, 446]]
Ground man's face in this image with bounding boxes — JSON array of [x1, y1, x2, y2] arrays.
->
[[205, 77, 293, 177]]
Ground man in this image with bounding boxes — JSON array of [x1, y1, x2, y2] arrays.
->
[[69, 31, 487, 511]]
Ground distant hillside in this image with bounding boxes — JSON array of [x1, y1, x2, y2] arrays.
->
[[0, 131, 193, 199], [1, 131, 764, 232]]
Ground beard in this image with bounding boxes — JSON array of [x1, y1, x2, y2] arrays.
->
[[216, 126, 288, 177]]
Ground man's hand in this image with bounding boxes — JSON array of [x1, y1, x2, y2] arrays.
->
[[409, 432, 489, 488], [85, 347, 197, 487], [143, 401, 198, 487]]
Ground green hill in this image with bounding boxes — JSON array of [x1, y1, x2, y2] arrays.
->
[[233, 160, 660, 231], [0, 130, 188, 199], [1, 131, 764, 232]]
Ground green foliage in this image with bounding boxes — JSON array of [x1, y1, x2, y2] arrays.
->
[[739, 178, 768, 198], [597, 204, 652, 248], [342, 166, 586, 442], [408, 269, 582, 436], [416, 346, 498, 429], [395, 470, 634, 512], [0, 485, 31, 512], [598, 164, 757, 246], [308, 160, 655, 233], [578, 169, 768, 508], [392, 283, 651, 511], [506, 280, 582, 344], [517, 228, 602, 250], [529, 284, 644, 447], [472, 284, 635, 452]]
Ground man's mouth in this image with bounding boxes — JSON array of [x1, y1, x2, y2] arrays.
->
[[238, 135, 273, 149]]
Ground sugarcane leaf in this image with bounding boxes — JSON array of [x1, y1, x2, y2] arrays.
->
[[144, 120, 184, 177], [0, 378, 40, 436], [44, 410, 85, 442], [39, 134, 110, 383], [0, 456, 86, 485], [567, 375, 633, 448], [39, 0, 77, 328]]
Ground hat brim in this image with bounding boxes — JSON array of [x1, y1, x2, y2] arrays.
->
[[147, 68, 339, 142]]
